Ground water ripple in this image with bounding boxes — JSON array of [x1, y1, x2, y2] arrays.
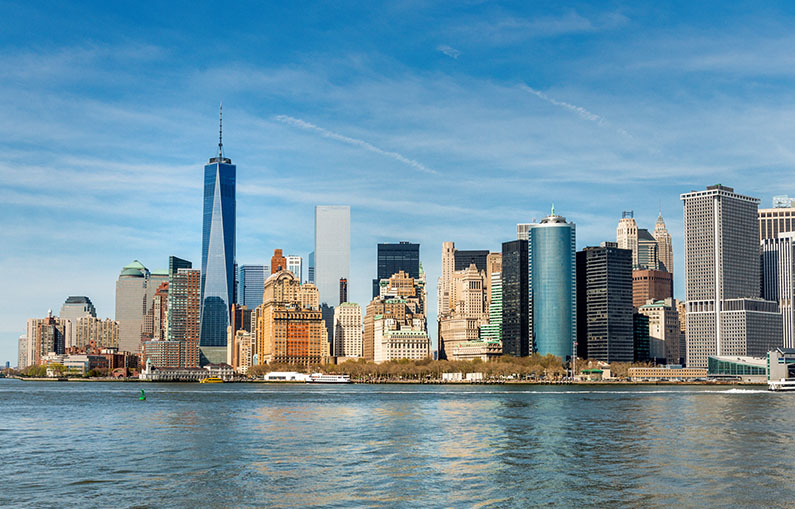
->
[[2, 379, 795, 507]]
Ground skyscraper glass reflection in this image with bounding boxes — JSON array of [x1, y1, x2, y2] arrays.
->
[[529, 211, 576, 360], [200, 109, 236, 348]]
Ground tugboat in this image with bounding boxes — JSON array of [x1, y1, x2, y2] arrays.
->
[[768, 378, 795, 391]]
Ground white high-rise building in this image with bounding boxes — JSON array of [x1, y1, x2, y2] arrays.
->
[[334, 302, 362, 358], [286, 255, 303, 283], [653, 213, 674, 274], [17, 334, 27, 370], [314, 206, 350, 308], [616, 211, 639, 268], [516, 223, 532, 241], [681, 184, 781, 367], [762, 232, 795, 348]]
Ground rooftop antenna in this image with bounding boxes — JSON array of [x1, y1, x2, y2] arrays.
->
[[551, 203, 555, 216], [218, 102, 223, 159]]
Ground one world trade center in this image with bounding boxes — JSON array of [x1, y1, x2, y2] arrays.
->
[[200, 105, 236, 361]]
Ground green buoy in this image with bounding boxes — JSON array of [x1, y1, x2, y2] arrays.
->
[[139, 389, 146, 401]]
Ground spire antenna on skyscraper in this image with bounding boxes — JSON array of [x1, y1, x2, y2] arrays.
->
[[218, 102, 223, 158]]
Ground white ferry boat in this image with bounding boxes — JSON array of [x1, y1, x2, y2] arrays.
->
[[768, 378, 795, 391], [307, 373, 351, 384]]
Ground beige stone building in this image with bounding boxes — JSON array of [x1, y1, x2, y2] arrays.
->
[[439, 262, 489, 359], [334, 302, 363, 358], [637, 298, 684, 365], [616, 212, 639, 268], [653, 213, 674, 274], [450, 339, 502, 362], [364, 271, 428, 361], [255, 270, 324, 366], [373, 316, 430, 363], [228, 329, 254, 374], [485, 252, 502, 304]]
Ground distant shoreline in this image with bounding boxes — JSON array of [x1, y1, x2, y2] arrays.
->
[[5, 376, 767, 386]]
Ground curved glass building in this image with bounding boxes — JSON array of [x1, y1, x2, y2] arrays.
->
[[200, 115, 236, 349], [529, 211, 576, 360]]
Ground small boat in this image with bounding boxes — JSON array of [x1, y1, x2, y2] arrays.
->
[[768, 378, 795, 391], [306, 373, 351, 384], [200, 377, 224, 384]]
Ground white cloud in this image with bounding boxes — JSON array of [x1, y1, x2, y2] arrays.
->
[[437, 45, 461, 59]]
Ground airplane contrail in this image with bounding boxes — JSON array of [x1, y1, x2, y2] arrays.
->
[[275, 115, 437, 175]]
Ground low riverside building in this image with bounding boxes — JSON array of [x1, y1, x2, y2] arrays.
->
[[204, 363, 234, 379], [40, 353, 108, 376], [768, 348, 795, 380], [627, 366, 707, 381], [708, 355, 767, 382], [139, 359, 208, 381]]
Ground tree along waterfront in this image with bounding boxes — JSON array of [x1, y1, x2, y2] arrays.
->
[[247, 355, 655, 382]]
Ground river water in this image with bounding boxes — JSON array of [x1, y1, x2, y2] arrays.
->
[[1, 380, 793, 507]]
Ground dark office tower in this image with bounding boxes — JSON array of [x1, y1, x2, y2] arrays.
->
[[339, 278, 348, 304], [169, 256, 192, 277], [501, 240, 529, 357], [454, 250, 490, 272], [633, 312, 650, 362], [372, 242, 420, 298], [577, 243, 634, 363], [200, 106, 236, 350]]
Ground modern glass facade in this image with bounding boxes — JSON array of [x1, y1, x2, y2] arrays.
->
[[238, 265, 268, 309], [454, 250, 489, 272], [480, 271, 502, 342], [200, 150, 236, 348], [529, 214, 576, 360], [708, 356, 767, 377], [372, 242, 420, 298], [501, 240, 529, 357]]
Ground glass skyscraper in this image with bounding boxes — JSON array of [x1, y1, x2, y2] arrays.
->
[[372, 242, 420, 297], [501, 239, 529, 357], [238, 264, 268, 309], [200, 116, 236, 348], [529, 211, 576, 360]]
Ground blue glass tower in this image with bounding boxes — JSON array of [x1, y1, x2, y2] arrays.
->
[[200, 106, 236, 348], [529, 209, 576, 360]]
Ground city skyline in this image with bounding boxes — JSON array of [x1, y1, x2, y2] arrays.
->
[[6, 2, 795, 364]]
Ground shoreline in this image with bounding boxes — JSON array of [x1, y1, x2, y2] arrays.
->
[[5, 376, 767, 386]]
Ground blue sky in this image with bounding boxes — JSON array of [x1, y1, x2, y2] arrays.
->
[[3, 1, 795, 364]]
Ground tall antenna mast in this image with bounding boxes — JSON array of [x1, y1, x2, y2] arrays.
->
[[218, 102, 223, 159]]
